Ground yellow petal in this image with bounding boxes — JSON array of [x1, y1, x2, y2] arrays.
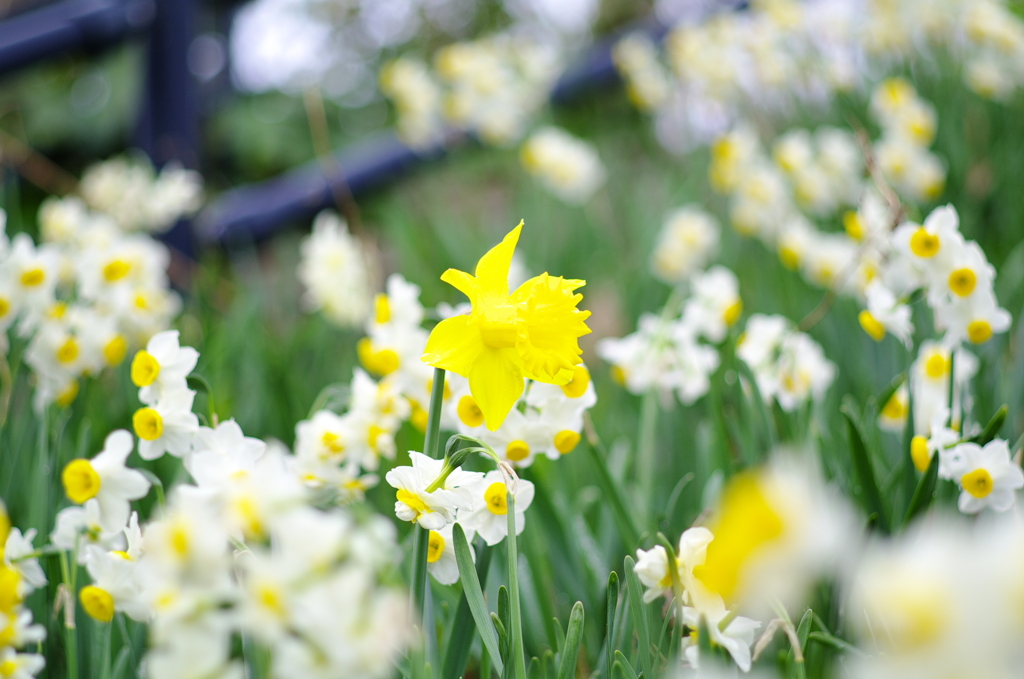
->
[[440, 268, 479, 304], [514, 273, 591, 384], [469, 347, 525, 431], [474, 221, 523, 297], [422, 315, 484, 376]]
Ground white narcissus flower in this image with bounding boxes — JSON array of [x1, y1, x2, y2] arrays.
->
[[61, 430, 151, 533], [682, 266, 742, 344], [859, 281, 913, 346], [633, 545, 671, 603], [297, 211, 371, 328], [50, 500, 125, 559], [185, 419, 266, 488], [0, 648, 45, 679], [650, 206, 720, 284], [81, 543, 150, 622], [133, 387, 200, 460], [520, 127, 606, 204], [3, 528, 46, 592], [130, 330, 199, 404], [946, 439, 1024, 514], [683, 602, 761, 672], [458, 470, 534, 546], [385, 452, 479, 530], [427, 522, 475, 586]]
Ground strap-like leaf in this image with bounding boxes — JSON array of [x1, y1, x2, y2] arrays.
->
[[970, 405, 1008, 446], [442, 542, 493, 679], [452, 523, 504, 675], [903, 450, 939, 527], [557, 602, 585, 679], [623, 556, 652, 679], [842, 405, 889, 534]]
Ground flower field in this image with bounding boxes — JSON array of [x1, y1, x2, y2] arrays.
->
[[2, 1, 1024, 678]]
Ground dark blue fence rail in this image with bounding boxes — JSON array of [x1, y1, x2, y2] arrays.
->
[[0, 0, 691, 250]]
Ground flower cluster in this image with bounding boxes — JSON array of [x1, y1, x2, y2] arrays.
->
[[0, 501, 46, 679], [614, 0, 1024, 151], [46, 333, 412, 679], [386, 452, 535, 585], [2, 155, 198, 410], [79, 156, 202, 234], [519, 127, 607, 204], [635, 457, 855, 671], [381, 35, 561, 149], [297, 211, 372, 328]]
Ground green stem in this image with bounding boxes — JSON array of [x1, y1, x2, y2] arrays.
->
[[506, 490, 527, 679], [637, 389, 659, 526], [59, 551, 78, 679], [411, 369, 447, 618], [99, 616, 113, 679]]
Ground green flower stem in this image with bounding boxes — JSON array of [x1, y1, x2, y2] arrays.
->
[[506, 490, 527, 679], [58, 551, 78, 679], [637, 389, 659, 526], [411, 369, 447, 618]]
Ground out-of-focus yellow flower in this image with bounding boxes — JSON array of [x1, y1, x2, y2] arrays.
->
[[422, 222, 591, 430]]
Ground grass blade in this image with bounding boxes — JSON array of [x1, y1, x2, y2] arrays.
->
[[612, 651, 638, 679], [605, 571, 619, 678], [970, 405, 1008, 445], [506, 491, 527, 679], [841, 405, 889, 534], [622, 556, 652, 679], [807, 631, 863, 656], [557, 602, 585, 679], [452, 523, 504, 676], [903, 449, 940, 527], [583, 416, 641, 549], [442, 541, 494, 679]]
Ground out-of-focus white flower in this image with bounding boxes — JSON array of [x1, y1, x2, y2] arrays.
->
[[613, 34, 671, 111], [80, 157, 201, 233], [945, 439, 1023, 514], [682, 265, 742, 343], [50, 500, 125, 558], [185, 419, 267, 487], [520, 126, 606, 204], [650, 206, 720, 284], [297, 211, 371, 328], [859, 281, 913, 346], [60, 430, 151, 533], [133, 386, 200, 461], [130, 330, 199, 405], [878, 383, 909, 433]]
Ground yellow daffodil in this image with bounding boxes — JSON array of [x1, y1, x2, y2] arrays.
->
[[422, 221, 591, 430]]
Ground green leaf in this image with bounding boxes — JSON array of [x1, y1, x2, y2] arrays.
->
[[605, 571, 620, 678], [442, 541, 494, 679], [903, 449, 940, 527], [734, 356, 778, 453], [842, 405, 889, 534], [875, 372, 906, 417], [795, 609, 813, 652], [807, 631, 863, 656], [583, 427, 641, 549], [970, 405, 1008, 445], [452, 524, 504, 676], [612, 651, 638, 679], [557, 602, 585, 679], [622, 556, 652, 679]]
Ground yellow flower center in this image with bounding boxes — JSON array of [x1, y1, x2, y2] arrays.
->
[[967, 320, 993, 344], [858, 310, 886, 342], [134, 293, 150, 310], [722, 299, 743, 326], [0, 298, 9, 319], [611, 365, 627, 386], [56, 380, 79, 408], [133, 407, 164, 441], [80, 585, 115, 622], [427, 531, 445, 563], [505, 440, 530, 462], [20, 268, 45, 287], [110, 551, 131, 560], [909, 228, 940, 258], [374, 293, 391, 324], [62, 459, 102, 504], [0, 660, 18, 677], [554, 430, 581, 454], [778, 246, 800, 270], [103, 259, 132, 282], [131, 350, 161, 387], [397, 489, 431, 519], [693, 473, 784, 602], [484, 482, 508, 515], [948, 268, 977, 297], [103, 335, 128, 366], [910, 436, 931, 472], [57, 337, 80, 364], [843, 211, 864, 240], [170, 524, 190, 557], [367, 424, 386, 451], [457, 395, 485, 428], [881, 393, 907, 421], [924, 353, 949, 379], [561, 365, 591, 398], [233, 496, 264, 539], [0, 612, 15, 646], [257, 583, 287, 618], [357, 338, 400, 376], [411, 405, 428, 433], [321, 431, 344, 455], [0, 566, 22, 614], [962, 468, 994, 498]]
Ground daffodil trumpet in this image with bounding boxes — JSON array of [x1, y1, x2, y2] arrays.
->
[[421, 221, 592, 431]]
